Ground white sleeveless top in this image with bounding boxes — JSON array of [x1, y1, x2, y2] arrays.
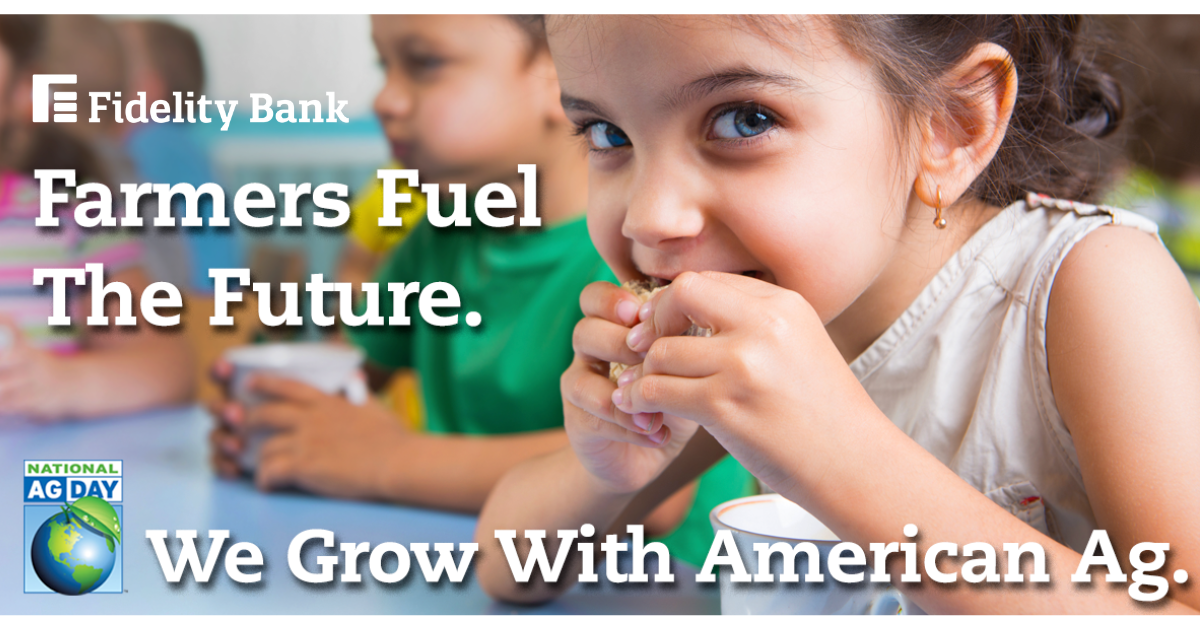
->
[[850, 193, 1160, 553]]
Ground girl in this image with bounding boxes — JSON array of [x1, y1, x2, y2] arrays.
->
[[211, 15, 755, 567], [476, 16, 1200, 613]]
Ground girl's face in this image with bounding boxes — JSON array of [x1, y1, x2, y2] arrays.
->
[[549, 17, 920, 324], [371, 15, 559, 189], [0, 44, 13, 128]]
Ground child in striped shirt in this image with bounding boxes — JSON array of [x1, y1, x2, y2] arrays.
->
[[0, 16, 192, 421]]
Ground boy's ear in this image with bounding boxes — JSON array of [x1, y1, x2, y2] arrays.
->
[[916, 42, 1018, 209], [529, 50, 569, 125]]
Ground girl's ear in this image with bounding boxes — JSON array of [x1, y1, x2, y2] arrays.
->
[[915, 42, 1018, 209]]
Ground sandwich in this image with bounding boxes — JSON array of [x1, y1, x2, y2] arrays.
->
[[609, 279, 711, 382]]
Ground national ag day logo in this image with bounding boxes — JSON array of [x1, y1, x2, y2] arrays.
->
[[23, 460, 123, 595]]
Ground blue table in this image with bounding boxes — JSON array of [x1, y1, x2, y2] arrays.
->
[[1, 406, 719, 614]]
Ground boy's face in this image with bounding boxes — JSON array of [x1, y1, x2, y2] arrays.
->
[[548, 16, 918, 326], [371, 15, 559, 190]]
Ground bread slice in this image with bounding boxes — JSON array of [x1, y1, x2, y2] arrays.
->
[[609, 279, 712, 382]]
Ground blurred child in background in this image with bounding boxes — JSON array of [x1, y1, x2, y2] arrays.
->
[[41, 15, 193, 291], [338, 162, 427, 291], [211, 16, 754, 565], [0, 16, 193, 421], [117, 18, 242, 294]]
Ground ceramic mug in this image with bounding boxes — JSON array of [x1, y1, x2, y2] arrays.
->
[[224, 342, 368, 471], [710, 494, 920, 615]]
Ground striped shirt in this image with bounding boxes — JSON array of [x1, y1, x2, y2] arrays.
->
[[0, 171, 141, 353]]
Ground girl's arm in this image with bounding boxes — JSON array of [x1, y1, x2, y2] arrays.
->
[[213, 372, 699, 520], [786, 226, 1198, 613], [1043, 225, 1200, 611], [383, 429, 700, 524], [475, 280, 727, 603], [476, 428, 726, 603], [616, 262, 1199, 613], [0, 267, 193, 419]]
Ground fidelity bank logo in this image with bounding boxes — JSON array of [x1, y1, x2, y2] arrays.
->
[[23, 460, 124, 595], [32, 74, 78, 123], [32, 73, 351, 131]]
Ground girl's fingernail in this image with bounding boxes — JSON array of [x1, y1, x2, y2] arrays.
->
[[631, 413, 652, 432], [617, 369, 637, 387], [648, 427, 668, 445], [616, 300, 639, 326], [626, 323, 644, 349], [611, 387, 625, 407], [639, 301, 654, 321]]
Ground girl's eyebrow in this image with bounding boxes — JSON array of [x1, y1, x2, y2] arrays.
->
[[560, 94, 610, 119], [664, 67, 806, 111], [560, 67, 805, 120]]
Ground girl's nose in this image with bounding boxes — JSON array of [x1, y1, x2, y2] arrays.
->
[[621, 160, 706, 249], [373, 73, 414, 121]]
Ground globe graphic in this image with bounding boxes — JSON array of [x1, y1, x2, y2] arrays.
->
[[30, 511, 116, 595]]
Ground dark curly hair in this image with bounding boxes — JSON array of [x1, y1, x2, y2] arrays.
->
[[0, 15, 44, 67], [830, 15, 1125, 205]]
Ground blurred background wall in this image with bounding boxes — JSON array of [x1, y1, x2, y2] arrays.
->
[[162, 15, 382, 118], [146, 15, 390, 314]]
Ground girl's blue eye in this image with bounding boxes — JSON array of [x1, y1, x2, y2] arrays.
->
[[712, 107, 775, 139], [586, 122, 630, 150]]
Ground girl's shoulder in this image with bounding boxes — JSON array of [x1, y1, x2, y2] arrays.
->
[[969, 193, 1161, 306], [1023, 192, 1159, 235]]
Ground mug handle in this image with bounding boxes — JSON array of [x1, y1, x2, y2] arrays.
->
[[868, 588, 912, 615], [342, 372, 369, 406]]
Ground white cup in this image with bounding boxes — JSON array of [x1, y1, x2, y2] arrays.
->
[[710, 494, 921, 615], [223, 342, 368, 471]]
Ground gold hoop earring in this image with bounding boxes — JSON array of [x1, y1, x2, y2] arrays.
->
[[933, 187, 947, 229]]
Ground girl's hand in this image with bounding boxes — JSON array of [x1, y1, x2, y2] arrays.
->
[[560, 281, 701, 496], [212, 373, 410, 500], [0, 316, 73, 420], [612, 271, 888, 500]]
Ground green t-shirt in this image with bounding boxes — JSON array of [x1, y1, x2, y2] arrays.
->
[[348, 213, 754, 565], [350, 215, 610, 434]]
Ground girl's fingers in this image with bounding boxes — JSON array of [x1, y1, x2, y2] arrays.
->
[[640, 336, 722, 379], [562, 359, 665, 437], [696, 269, 782, 298], [628, 272, 743, 352], [613, 373, 714, 421], [573, 316, 644, 366], [567, 404, 671, 448], [580, 280, 642, 326]]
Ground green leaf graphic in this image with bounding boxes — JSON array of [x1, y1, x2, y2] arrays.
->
[[68, 496, 121, 545]]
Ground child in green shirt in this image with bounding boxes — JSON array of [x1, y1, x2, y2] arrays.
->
[[210, 15, 752, 566]]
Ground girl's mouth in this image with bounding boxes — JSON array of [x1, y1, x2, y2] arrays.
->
[[644, 269, 765, 287]]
